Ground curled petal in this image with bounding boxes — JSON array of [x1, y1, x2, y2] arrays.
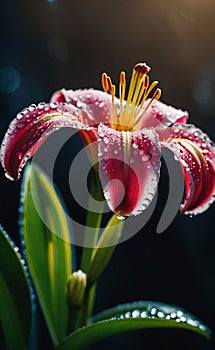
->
[[51, 88, 116, 126], [98, 124, 161, 217], [163, 123, 215, 215], [141, 99, 188, 130], [1, 102, 94, 180]]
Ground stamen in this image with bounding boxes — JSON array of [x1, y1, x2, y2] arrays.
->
[[144, 80, 159, 100], [101, 63, 161, 131], [136, 75, 149, 106], [134, 62, 151, 75], [101, 73, 118, 128], [131, 88, 161, 129], [101, 73, 109, 92], [119, 71, 126, 124]]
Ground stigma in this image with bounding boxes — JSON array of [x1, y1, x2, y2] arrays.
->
[[101, 63, 161, 131]]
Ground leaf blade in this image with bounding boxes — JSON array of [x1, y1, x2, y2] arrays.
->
[[20, 164, 72, 344], [0, 226, 32, 350], [57, 301, 211, 350]]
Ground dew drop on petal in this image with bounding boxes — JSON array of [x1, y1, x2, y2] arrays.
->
[[38, 102, 46, 109], [5, 173, 14, 181], [50, 102, 58, 109], [17, 152, 22, 160], [17, 121, 27, 129], [132, 143, 138, 149], [129, 156, 135, 164], [29, 104, 37, 111], [141, 152, 152, 162], [114, 149, 119, 155], [16, 112, 24, 120], [104, 137, 109, 144]]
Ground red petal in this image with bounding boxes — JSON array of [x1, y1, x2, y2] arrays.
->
[[98, 124, 161, 217], [141, 99, 188, 130], [51, 88, 115, 126], [1, 102, 94, 180], [163, 123, 215, 215]]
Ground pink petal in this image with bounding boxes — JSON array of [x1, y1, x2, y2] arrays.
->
[[51, 88, 117, 126], [98, 124, 161, 218], [1, 102, 95, 180], [163, 123, 215, 215], [140, 99, 188, 130]]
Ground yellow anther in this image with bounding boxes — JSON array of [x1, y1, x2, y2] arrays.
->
[[120, 71, 126, 86], [109, 83, 116, 97], [101, 73, 109, 92], [134, 63, 151, 76]]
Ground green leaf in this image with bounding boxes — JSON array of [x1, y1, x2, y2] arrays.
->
[[0, 225, 32, 350], [20, 164, 72, 345], [57, 301, 211, 350]]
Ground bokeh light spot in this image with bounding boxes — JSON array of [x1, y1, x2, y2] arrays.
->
[[0, 67, 21, 94], [193, 80, 213, 105]]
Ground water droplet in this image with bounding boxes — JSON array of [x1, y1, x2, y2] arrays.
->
[[14, 247, 19, 252], [116, 215, 126, 220], [38, 102, 46, 109], [142, 152, 152, 162], [17, 121, 27, 129], [157, 311, 165, 318], [170, 312, 176, 319], [132, 143, 138, 149], [132, 310, 140, 318], [177, 311, 183, 318], [114, 149, 119, 155], [17, 152, 22, 160], [129, 156, 135, 164], [141, 311, 147, 318], [50, 102, 58, 109], [150, 307, 157, 316], [180, 316, 186, 322], [125, 312, 131, 318], [104, 137, 109, 144], [29, 104, 36, 111], [187, 319, 199, 327], [16, 112, 24, 120], [5, 172, 14, 181]]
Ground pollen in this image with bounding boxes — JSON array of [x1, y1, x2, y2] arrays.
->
[[101, 62, 161, 131]]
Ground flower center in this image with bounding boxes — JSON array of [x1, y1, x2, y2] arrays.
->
[[101, 63, 161, 131]]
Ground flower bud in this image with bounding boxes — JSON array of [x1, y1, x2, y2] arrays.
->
[[67, 270, 87, 309]]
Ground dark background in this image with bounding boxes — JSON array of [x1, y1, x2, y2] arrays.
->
[[0, 1, 215, 349]]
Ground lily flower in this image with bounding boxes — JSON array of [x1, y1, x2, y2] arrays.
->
[[1, 63, 215, 219]]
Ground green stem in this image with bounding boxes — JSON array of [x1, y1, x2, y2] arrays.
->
[[81, 168, 104, 274]]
